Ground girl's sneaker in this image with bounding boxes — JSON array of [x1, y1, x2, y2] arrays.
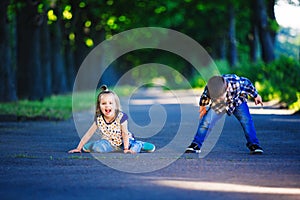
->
[[83, 142, 93, 153], [142, 142, 155, 152]]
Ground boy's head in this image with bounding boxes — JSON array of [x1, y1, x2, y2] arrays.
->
[[207, 76, 227, 99]]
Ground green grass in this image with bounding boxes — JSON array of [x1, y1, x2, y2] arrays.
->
[[0, 86, 136, 121], [67, 155, 94, 160], [0, 94, 76, 120], [12, 154, 37, 159]]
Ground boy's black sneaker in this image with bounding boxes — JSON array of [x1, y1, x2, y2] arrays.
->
[[249, 144, 263, 154], [185, 143, 201, 153]]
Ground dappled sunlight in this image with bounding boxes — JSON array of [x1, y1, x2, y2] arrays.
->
[[127, 89, 199, 105], [152, 179, 300, 195], [129, 97, 197, 105], [249, 107, 295, 115], [248, 101, 295, 115], [128, 91, 296, 115]]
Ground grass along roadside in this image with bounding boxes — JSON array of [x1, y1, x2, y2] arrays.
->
[[0, 86, 136, 121], [0, 94, 74, 120]]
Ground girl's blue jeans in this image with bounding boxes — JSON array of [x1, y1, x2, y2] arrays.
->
[[83, 138, 144, 153], [192, 102, 260, 149]]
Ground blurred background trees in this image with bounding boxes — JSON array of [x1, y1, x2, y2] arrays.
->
[[0, 0, 299, 109]]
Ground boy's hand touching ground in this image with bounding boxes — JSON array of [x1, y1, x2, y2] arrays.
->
[[199, 106, 207, 119]]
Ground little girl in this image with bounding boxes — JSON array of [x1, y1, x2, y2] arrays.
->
[[68, 85, 155, 154]]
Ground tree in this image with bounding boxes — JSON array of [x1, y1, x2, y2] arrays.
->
[[40, 3, 52, 97], [1, 0, 283, 103], [49, 4, 68, 94], [17, 0, 44, 100], [248, 9, 259, 63], [267, 0, 278, 44], [0, 0, 17, 102], [228, 2, 238, 66], [252, 0, 275, 63]]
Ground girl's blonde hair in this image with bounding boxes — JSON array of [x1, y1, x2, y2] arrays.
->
[[95, 85, 121, 117]]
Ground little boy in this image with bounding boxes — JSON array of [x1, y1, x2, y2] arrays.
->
[[186, 74, 264, 154]]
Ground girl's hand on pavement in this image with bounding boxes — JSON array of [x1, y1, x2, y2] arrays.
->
[[124, 149, 136, 154], [68, 148, 81, 153]]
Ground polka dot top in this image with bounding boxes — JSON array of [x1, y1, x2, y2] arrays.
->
[[95, 111, 132, 147]]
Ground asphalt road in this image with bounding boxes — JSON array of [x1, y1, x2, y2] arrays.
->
[[0, 89, 299, 200]]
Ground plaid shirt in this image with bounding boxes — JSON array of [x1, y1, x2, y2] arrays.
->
[[199, 74, 258, 115]]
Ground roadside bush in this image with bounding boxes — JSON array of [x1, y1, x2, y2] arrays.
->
[[191, 56, 300, 112], [190, 60, 232, 88], [237, 56, 300, 111]]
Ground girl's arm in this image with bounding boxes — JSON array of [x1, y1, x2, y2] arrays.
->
[[68, 122, 97, 153], [121, 121, 135, 154]]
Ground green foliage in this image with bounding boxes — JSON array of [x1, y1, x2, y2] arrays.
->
[[268, 18, 280, 32], [0, 86, 135, 120], [0, 95, 73, 120], [276, 27, 300, 59], [190, 56, 300, 112], [235, 56, 300, 110], [5, 0, 298, 113], [214, 60, 232, 74], [190, 59, 232, 88], [12, 154, 37, 159]]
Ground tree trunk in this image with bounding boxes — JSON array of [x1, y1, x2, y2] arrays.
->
[[50, 6, 68, 94], [71, 1, 90, 72], [40, 10, 52, 97], [62, 6, 77, 92], [228, 4, 237, 66], [0, 0, 17, 102], [74, 29, 90, 72], [17, 0, 44, 100], [248, 25, 258, 63], [253, 0, 275, 63], [267, 0, 277, 44], [64, 41, 76, 91], [214, 36, 226, 60]]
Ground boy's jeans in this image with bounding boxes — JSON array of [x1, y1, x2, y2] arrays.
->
[[192, 102, 260, 149]]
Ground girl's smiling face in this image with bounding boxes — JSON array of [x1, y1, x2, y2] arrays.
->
[[99, 93, 117, 120]]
